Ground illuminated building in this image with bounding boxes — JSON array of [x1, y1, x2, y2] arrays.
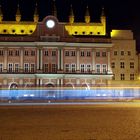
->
[[0, 2, 139, 89]]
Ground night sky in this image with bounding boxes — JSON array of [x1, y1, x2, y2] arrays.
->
[[1, 0, 140, 50]]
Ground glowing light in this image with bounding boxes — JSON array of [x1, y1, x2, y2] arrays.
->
[[46, 20, 55, 28]]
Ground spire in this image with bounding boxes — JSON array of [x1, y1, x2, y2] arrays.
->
[[52, 0, 57, 17], [34, 2, 39, 22], [85, 6, 90, 23], [69, 4, 74, 24], [16, 4, 21, 22], [0, 4, 3, 22], [101, 6, 105, 17]]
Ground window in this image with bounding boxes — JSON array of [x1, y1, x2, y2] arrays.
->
[[80, 64, 85, 72], [102, 64, 107, 73], [52, 51, 56, 56], [130, 62, 134, 68], [128, 51, 131, 56], [44, 50, 48, 56], [0, 50, 4, 56], [52, 64, 57, 73], [9, 50, 13, 56], [120, 62, 125, 68], [31, 64, 35, 72], [71, 51, 76, 56], [43, 64, 48, 73], [96, 52, 100, 57], [24, 63, 29, 72], [0, 64, 3, 72], [120, 74, 125, 80], [24, 51, 28, 56], [86, 64, 91, 72], [111, 62, 115, 68], [121, 51, 124, 56], [112, 74, 115, 80], [130, 74, 134, 80], [15, 50, 20, 56], [65, 51, 69, 56], [31, 51, 35, 56], [8, 63, 13, 72], [102, 52, 106, 57], [96, 64, 100, 73], [71, 64, 76, 72], [15, 64, 19, 72], [65, 64, 70, 72], [87, 51, 91, 57], [80, 51, 84, 56], [114, 51, 117, 56]]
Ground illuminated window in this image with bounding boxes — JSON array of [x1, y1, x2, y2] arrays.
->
[[114, 51, 117, 56], [80, 51, 84, 56], [120, 62, 125, 68], [71, 64, 76, 72], [121, 51, 124, 55], [8, 50, 13, 56], [65, 51, 69, 56], [52, 64, 57, 73], [80, 64, 85, 72], [0, 50, 4, 56], [87, 51, 91, 57], [96, 64, 100, 73], [44, 50, 48, 56], [96, 52, 100, 57], [111, 62, 115, 68], [120, 74, 125, 80], [8, 63, 13, 72], [24, 50, 28, 56], [24, 63, 29, 72], [102, 52, 106, 57], [31, 51, 35, 56], [130, 62, 134, 68], [71, 51, 76, 56], [130, 74, 134, 80], [65, 64, 70, 72], [43, 64, 48, 73], [30, 64, 35, 72], [102, 64, 107, 73], [86, 64, 91, 72], [15, 64, 19, 72], [15, 50, 20, 56], [0, 64, 3, 72], [52, 51, 56, 56]]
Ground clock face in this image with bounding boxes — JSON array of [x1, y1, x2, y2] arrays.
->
[[46, 20, 55, 28]]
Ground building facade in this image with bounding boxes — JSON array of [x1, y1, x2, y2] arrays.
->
[[0, 3, 139, 89]]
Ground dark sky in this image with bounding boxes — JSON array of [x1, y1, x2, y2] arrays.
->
[[1, 0, 140, 50]]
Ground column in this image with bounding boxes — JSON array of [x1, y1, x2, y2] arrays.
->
[[37, 49, 40, 70], [4, 48, 7, 71], [107, 51, 111, 74], [61, 49, 63, 70], [57, 49, 60, 70], [20, 48, 23, 72], [92, 49, 95, 72], [40, 49, 43, 70], [77, 49, 79, 71]]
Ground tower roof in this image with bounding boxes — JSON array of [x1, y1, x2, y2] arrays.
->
[[34, 2, 38, 16], [0, 4, 3, 16], [85, 6, 90, 16], [52, 0, 57, 17], [101, 7, 105, 16], [69, 4, 74, 16], [16, 4, 21, 16]]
